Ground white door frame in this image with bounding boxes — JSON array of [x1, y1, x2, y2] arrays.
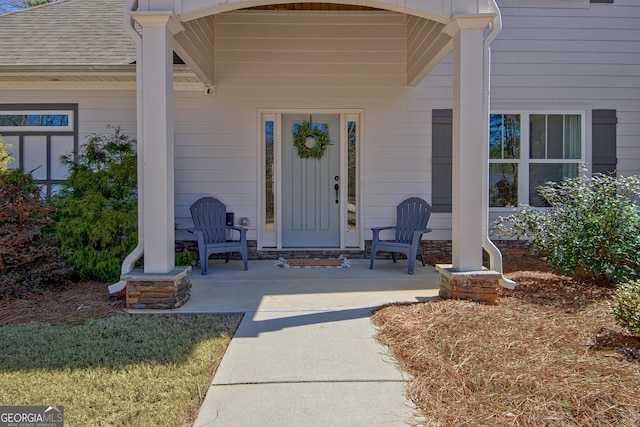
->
[[258, 109, 364, 250]]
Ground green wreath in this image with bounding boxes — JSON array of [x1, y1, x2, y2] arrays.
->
[[293, 121, 331, 159]]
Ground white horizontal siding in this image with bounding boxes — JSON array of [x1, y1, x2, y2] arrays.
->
[[2, 3, 639, 246], [214, 11, 406, 88], [173, 92, 259, 235], [362, 104, 432, 232], [491, 0, 640, 177]]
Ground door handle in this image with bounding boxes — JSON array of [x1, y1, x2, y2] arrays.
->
[[334, 183, 340, 204]]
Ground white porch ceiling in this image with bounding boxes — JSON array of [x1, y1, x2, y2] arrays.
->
[[173, 16, 217, 86], [170, 9, 451, 87]]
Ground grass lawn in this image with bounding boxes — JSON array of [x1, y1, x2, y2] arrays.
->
[[0, 313, 242, 427]]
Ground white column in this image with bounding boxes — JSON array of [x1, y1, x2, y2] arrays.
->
[[445, 15, 494, 271], [132, 13, 184, 273]]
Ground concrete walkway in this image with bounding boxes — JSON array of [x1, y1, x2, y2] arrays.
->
[[137, 258, 441, 426]]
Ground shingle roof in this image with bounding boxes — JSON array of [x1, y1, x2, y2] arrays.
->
[[0, 0, 136, 66]]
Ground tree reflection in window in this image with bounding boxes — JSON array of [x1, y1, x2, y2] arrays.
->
[[265, 120, 275, 232], [0, 114, 69, 127], [489, 114, 520, 207], [347, 121, 357, 231]]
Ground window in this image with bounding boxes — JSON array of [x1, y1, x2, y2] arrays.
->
[[344, 113, 361, 247], [0, 104, 78, 195], [347, 120, 357, 232], [264, 119, 275, 233], [489, 112, 585, 208], [489, 114, 520, 207], [0, 111, 73, 131]]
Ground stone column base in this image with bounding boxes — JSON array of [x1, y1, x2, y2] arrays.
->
[[122, 266, 192, 309], [435, 264, 501, 304]]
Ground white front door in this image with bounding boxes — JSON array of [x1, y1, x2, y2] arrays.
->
[[281, 114, 341, 247]]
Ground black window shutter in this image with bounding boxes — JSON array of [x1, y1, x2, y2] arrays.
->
[[591, 109, 617, 175], [431, 109, 453, 213]]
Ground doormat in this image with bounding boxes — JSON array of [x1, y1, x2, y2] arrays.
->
[[275, 255, 351, 268]]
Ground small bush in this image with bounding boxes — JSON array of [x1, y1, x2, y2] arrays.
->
[[0, 168, 70, 298], [495, 170, 640, 286], [52, 127, 137, 282], [611, 280, 640, 334], [175, 248, 198, 268], [0, 136, 11, 171]]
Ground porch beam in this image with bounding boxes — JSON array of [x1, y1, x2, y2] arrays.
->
[[132, 12, 181, 273], [446, 14, 494, 271]]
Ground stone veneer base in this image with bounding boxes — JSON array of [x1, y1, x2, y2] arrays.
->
[[435, 264, 502, 304], [122, 266, 192, 309]]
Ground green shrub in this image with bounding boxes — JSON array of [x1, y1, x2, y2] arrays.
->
[[175, 248, 198, 268], [495, 170, 640, 286], [0, 168, 71, 298], [611, 280, 640, 334], [52, 127, 137, 282], [0, 135, 11, 171]]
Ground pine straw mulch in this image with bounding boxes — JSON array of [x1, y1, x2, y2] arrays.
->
[[0, 281, 126, 326], [372, 266, 640, 426]]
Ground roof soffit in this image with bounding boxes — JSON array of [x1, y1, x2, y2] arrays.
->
[[137, 1, 492, 87], [165, 8, 470, 87]]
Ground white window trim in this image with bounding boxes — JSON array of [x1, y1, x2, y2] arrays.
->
[[489, 110, 587, 211], [257, 112, 278, 250], [257, 109, 364, 250], [343, 113, 363, 249]]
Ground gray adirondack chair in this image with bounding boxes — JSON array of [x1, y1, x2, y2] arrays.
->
[[190, 197, 248, 274], [369, 197, 432, 274]]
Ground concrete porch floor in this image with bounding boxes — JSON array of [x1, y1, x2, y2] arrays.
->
[[129, 257, 441, 314], [131, 258, 441, 426]]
